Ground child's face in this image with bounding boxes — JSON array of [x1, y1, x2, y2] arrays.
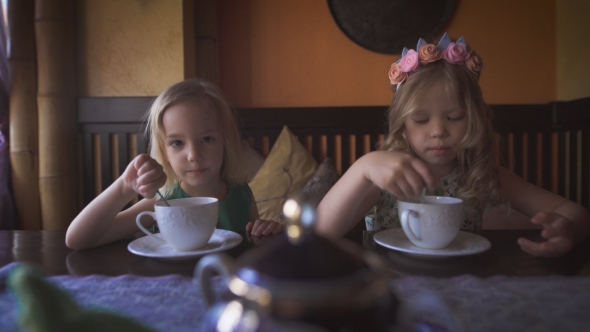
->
[[403, 83, 467, 174], [161, 100, 225, 191]]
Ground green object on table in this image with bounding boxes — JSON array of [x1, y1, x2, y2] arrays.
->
[[8, 264, 155, 332]]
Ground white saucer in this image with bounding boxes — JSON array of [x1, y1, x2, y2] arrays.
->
[[128, 229, 242, 260], [373, 229, 491, 258]]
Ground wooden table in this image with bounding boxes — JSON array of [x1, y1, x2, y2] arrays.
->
[[1, 229, 589, 277], [2, 229, 590, 331]]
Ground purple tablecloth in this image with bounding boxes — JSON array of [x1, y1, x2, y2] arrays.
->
[[1, 262, 589, 331]]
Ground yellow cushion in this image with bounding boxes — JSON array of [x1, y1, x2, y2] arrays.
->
[[248, 126, 318, 222]]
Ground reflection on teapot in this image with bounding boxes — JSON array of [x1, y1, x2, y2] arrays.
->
[[196, 196, 399, 331]]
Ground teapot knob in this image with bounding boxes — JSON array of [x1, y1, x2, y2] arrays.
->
[[282, 195, 316, 244]]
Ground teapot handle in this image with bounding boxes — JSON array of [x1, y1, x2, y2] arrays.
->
[[194, 253, 236, 307]]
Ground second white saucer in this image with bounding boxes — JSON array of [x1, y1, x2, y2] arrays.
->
[[374, 228, 491, 258]]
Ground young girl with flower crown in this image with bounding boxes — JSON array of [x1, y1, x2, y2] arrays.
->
[[66, 78, 283, 250], [316, 33, 589, 257]]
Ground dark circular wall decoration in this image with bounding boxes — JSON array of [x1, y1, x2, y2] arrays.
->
[[328, 0, 455, 54]]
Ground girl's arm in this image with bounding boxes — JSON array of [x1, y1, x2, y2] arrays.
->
[[316, 151, 435, 239], [497, 166, 590, 256], [65, 154, 167, 250]]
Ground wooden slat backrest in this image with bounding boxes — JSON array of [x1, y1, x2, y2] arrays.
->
[[79, 97, 590, 210], [492, 99, 590, 210]]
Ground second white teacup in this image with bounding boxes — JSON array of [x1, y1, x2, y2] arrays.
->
[[136, 197, 218, 251], [398, 196, 463, 249]]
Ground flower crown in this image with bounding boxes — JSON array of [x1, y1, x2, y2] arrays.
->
[[388, 33, 483, 89]]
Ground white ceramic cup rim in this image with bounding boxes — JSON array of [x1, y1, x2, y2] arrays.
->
[[154, 196, 218, 208], [397, 196, 462, 206]]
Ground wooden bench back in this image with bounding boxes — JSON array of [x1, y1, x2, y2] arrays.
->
[[79, 97, 590, 210]]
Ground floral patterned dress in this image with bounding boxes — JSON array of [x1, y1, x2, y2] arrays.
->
[[365, 169, 484, 233]]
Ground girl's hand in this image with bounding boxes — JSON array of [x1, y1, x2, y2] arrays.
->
[[517, 212, 575, 257], [246, 219, 285, 236], [121, 154, 167, 199], [364, 151, 435, 198]]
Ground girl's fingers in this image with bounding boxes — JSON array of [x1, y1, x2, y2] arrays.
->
[[385, 183, 404, 199], [272, 223, 285, 234], [411, 159, 435, 191], [133, 154, 153, 173], [250, 220, 284, 236], [263, 222, 284, 235], [392, 177, 415, 197], [137, 172, 167, 198], [137, 159, 162, 177], [544, 222, 574, 243], [518, 237, 550, 256], [404, 171, 426, 197], [517, 237, 573, 257], [136, 184, 156, 198], [250, 219, 267, 236], [137, 167, 166, 186], [531, 213, 574, 240], [262, 222, 277, 235]]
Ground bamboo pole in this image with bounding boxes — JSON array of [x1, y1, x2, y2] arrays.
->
[[8, 0, 41, 230], [35, 0, 79, 230]]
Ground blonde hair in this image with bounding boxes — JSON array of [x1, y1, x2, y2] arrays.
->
[[381, 60, 504, 209], [144, 78, 246, 195]]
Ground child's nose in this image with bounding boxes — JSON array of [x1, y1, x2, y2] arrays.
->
[[188, 145, 203, 162], [430, 120, 447, 138]]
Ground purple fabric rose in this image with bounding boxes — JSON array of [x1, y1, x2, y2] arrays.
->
[[442, 42, 470, 64]]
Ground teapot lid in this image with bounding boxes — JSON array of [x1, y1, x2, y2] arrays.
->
[[236, 232, 369, 283], [235, 197, 370, 283]]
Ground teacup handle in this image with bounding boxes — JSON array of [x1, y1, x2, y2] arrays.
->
[[136, 211, 161, 241], [400, 210, 422, 242], [195, 253, 236, 307]]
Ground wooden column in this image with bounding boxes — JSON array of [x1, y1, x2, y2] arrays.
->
[[192, 0, 219, 83], [8, 0, 41, 230], [35, 0, 79, 230]]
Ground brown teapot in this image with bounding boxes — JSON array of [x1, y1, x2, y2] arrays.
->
[[195, 197, 399, 331]]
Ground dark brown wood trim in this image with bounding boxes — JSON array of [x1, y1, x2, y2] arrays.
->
[[78, 97, 154, 123], [79, 97, 590, 130]]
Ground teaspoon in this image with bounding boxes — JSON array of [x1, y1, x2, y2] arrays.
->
[[156, 189, 170, 206]]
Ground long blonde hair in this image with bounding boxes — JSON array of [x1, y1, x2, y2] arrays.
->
[[144, 78, 246, 195], [381, 60, 503, 209]]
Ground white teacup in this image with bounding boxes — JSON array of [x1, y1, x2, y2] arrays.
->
[[398, 196, 463, 249], [136, 197, 218, 251]]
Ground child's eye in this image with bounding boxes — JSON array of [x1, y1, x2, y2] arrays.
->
[[202, 136, 215, 143], [169, 140, 184, 147], [412, 118, 428, 124], [448, 116, 465, 122]]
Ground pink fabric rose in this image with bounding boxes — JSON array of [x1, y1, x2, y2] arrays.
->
[[418, 44, 442, 63], [399, 49, 420, 72], [442, 42, 470, 64], [388, 62, 408, 85], [465, 51, 484, 74]]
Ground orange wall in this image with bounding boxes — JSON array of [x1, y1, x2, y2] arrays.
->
[[218, 0, 556, 107]]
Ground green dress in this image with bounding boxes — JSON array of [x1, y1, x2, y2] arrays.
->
[[166, 182, 253, 232]]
